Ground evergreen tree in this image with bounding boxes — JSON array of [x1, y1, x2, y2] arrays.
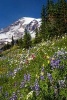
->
[[40, 5, 46, 40], [18, 38, 23, 48], [39, 0, 67, 40], [55, 0, 67, 36], [23, 29, 32, 49], [46, 0, 56, 39], [34, 28, 40, 44], [47, 0, 54, 16], [11, 36, 14, 46], [3, 44, 11, 50]]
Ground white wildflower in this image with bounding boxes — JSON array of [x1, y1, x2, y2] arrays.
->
[[26, 91, 33, 100]]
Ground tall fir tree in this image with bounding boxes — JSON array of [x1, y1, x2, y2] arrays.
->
[[47, 0, 54, 15], [46, 0, 55, 39], [23, 29, 32, 49], [56, 0, 67, 36], [34, 28, 40, 44], [40, 5, 46, 40], [18, 37, 23, 48], [39, 0, 67, 40], [11, 35, 14, 46]]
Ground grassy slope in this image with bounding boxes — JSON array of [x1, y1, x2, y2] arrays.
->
[[0, 36, 67, 100]]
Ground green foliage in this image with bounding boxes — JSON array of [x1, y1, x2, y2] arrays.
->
[[18, 38, 24, 48], [11, 36, 14, 46], [2, 44, 11, 51], [55, 0, 67, 36], [40, 5, 46, 40], [39, 0, 67, 41], [0, 35, 67, 100], [34, 28, 41, 44], [23, 29, 32, 49]]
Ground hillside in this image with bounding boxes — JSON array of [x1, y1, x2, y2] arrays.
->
[[0, 35, 67, 100]]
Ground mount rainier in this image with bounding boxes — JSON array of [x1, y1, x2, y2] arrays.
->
[[0, 17, 41, 47]]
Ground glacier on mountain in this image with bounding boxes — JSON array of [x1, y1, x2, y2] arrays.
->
[[0, 17, 41, 45]]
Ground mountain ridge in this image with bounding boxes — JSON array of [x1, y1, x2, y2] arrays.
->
[[0, 17, 41, 45]]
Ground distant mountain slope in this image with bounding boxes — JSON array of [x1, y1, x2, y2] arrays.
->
[[0, 17, 41, 45]]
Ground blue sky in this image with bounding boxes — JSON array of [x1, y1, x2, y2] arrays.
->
[[0, 0, 57, 29]]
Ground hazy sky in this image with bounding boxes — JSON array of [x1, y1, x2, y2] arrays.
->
[[0, 0, 57, 29]]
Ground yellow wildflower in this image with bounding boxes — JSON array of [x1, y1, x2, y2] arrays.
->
[[48, 60, 50, 64], [36, 74, 39, 79], [41, 72, 44, 76], [46, 55, 50, 59], [42, 64, 44, 67]]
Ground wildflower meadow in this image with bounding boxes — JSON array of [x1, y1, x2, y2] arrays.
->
[[0, 35, 67, 100]]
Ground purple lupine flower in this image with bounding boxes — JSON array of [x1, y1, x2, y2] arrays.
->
[[9, 92, 17, 100], [24, 73, 31, 82], [34, 79, 40, 91], [40, 75, 44, 80], [12, 92, 17, 100], [41, 67, 44, 72], [47, 73, 52, 82], [55, 60, 60, 68], [20, 81, 25, 88], [50, 59, 60, 69], [30, 80, 39, 91], [34, 79, 40, 96], [27, 73, 30, 81], [24, 74, 27, 82], [35, 84, 39, 91], [30, 80, 40, 96], [40, 67, 45, 80]]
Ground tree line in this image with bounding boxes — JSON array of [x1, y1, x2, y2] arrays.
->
[[39, 0, 67, 41], [2, 29, 32, 50]]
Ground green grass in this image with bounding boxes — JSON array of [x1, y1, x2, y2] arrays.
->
[[0, 36, 67, 100]]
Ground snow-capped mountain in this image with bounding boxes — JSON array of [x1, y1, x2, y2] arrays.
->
[[0, 17, 41, 45]]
